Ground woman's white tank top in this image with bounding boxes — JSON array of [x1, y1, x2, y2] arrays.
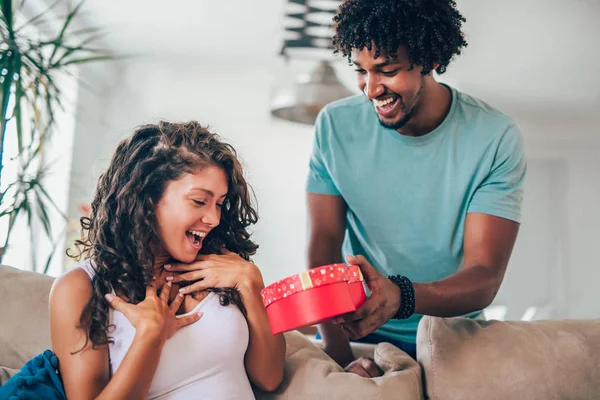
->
[[79, 260, 255, 399]]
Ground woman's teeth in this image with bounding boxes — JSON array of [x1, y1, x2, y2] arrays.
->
[[187, 230, 206, 243]]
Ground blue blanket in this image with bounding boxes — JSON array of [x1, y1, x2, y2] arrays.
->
[[0, 350, 66, 400]]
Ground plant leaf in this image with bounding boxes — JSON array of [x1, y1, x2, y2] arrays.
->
[[13, 56, 24, 153], [35, 188, 52, 239], [14, 0, 61, 33], [35, 177, 66, 218], [49, 0, 86, 65], [1, 0, 13, 32], [42, 224, 66, 274], [60, 55, 114, 66]]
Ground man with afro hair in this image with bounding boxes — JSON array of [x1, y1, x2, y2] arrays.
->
[[306, 0, 526, 376]]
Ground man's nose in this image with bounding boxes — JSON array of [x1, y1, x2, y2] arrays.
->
[[363, 75, 384, 99]]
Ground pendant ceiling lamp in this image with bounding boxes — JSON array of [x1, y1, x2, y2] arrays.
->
[[270, 0, 352, 125]]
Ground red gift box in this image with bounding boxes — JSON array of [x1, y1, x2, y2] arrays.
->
[[261, 264, 367, 335]]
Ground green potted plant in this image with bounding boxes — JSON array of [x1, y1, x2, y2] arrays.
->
[[0, 0, 111, 272]]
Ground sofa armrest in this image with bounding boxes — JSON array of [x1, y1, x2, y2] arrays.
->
[[0, 265, 54, 370], [417, 316, 600, 400], [0, 366, 19, 386]]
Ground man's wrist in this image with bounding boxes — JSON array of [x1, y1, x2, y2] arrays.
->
[[388, 274, 416, 320]]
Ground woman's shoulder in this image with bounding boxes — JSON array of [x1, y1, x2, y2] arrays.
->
[[49, 263, 94, 310]]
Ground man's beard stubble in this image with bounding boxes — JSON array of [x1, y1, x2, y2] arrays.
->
[[377, 77, 425, 131]]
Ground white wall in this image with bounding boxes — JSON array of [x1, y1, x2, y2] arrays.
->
[[65, 56, 320, 284], [517, 119, 600, 319], [66, 55, 600, 319]]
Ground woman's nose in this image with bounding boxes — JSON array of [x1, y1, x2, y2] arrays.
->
[[201, 205, 220, 227]]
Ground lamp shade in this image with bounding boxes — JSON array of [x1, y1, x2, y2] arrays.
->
[[270, 60, 353, 125]]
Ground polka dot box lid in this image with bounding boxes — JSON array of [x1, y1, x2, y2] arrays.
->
[[261, 264, 363, 307]]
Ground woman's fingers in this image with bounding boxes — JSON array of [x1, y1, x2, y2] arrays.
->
[[178, 278, 213, 294], [168, 269, 209, 284], [177, 311, 203, 329], [104, 293, 132, 316], [159, 281, 172, 302], [169, 292, 185, 313], [165, 260, 211, 272]]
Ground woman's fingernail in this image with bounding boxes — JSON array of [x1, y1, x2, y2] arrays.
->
[[197, 312, 204, 318], [166, 281, 172, 287], [165, 264, 172, 269], [179, 288, 186, 293], [178, 292, 184, 298], [166, 276, 173, 281], [104, 293, 115, 302]]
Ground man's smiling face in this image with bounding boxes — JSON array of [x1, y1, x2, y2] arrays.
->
[[353, 45, 426, 130]]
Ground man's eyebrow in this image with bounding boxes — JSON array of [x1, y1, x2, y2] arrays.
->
[[352, 59, 403, 68]]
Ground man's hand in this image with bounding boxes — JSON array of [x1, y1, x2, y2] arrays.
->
[[334, 255, 401, 340], [344, 357, 383, 378]]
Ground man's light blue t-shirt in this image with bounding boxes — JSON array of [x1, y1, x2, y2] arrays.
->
[[306, 86, 526, 344]]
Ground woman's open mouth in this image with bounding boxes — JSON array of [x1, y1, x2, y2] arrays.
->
[[185, 230, 206, 250]]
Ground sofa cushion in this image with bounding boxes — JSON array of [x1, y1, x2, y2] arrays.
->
[[417, 316, 600, 400], [0, 366, 19, 386], [0, 265, 54, 375], [255, 330, 423, 400], [0, 265, 424, 397]]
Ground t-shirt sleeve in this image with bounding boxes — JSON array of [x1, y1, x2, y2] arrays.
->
[[306, 109, 341, 195], [468, 123, 527, 223]]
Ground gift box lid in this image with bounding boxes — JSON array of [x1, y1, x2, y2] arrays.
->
[[261, 264, 363, 307]]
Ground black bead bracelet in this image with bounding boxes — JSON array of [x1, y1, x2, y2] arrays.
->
[[388, 274, 416, 320]]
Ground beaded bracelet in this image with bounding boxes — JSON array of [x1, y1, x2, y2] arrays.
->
[[388, 274, 416, 320]]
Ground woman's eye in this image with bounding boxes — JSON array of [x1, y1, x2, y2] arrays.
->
[[217, 203, 224, 208], [193, 200, 206, 206], [354, 69, 367, 75]]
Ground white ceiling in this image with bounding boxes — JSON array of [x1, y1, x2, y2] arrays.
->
[[62, 0, 600, 122], [81, 0, 286, 58]]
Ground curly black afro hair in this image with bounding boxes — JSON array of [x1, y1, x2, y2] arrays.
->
[[332, 0, 468, 75]]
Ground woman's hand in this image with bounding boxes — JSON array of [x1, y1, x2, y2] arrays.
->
[[165, 249, 264, 295], [104, 281, 203, 344]]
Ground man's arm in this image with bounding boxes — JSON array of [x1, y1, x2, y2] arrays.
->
[[337, 212, 520, 339], [307, 192, 355, 366], [412, 212, 519, 316]]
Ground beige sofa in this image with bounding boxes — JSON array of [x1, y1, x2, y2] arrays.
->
[[2, 264, 600, 399]]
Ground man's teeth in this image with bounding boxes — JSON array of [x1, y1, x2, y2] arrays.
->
[[375, 97, 395, 107]]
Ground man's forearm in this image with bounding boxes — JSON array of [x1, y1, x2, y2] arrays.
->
[[413, 265, 500, 317]]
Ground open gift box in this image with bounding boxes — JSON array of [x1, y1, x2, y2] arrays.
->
[[261, 264, 367, 335]]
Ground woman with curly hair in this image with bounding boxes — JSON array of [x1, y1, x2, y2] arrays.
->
[[49, 121, 285, 399], [307, 0, 526, 376]]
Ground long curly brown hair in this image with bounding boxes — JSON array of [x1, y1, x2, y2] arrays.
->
[[69, 121, 258, 349]]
